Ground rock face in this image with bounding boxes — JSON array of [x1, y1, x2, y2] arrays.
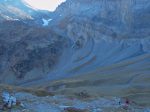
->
[[55, 0, 150, 39]]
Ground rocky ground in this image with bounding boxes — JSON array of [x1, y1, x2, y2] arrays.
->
[[0, 85, 150, 112]]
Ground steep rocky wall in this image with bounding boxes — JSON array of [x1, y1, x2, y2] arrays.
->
[[55, 0, 150, 39]]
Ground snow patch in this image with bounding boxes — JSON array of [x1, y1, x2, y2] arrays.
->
[[42, 18, 52, 26]]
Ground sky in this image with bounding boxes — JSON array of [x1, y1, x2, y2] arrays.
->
[[24, 0, 66, 11]]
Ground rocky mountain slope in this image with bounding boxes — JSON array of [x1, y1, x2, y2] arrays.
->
[[0, 0, 150, 111], [53, 0, 150, 38], [0, 0, 68, 84], [35, 0, 150, 82], [0, 20, 67, 84], [24, 0, 150, 109]]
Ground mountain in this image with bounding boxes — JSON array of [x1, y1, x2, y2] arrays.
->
[[0, 0, 150, 111], [38, 0, 150, 80], [29, 0, 150, 107], [0, 0, 68, 84]]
